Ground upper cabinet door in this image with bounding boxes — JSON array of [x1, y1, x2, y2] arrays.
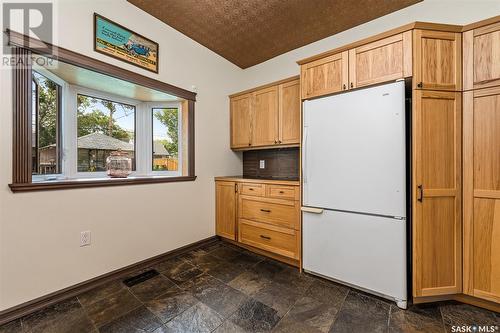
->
[[414, 30, 462, 91], [252, 86, 279, 147], [301, 51, 348, 99], [230, 93, 252, 149], [413, 90, 462, 297], [463, 22, 500, 90], [279, 79, 300, 145], [349, 32, 412, 89]]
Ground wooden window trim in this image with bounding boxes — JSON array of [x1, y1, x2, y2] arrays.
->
[[6, 30, 196, 192]]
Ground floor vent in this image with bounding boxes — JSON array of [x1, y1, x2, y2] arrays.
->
[[122, 269, 159, 287]]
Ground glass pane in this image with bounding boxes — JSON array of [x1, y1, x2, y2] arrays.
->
[[152, 108, 179, 171], [32, 71, 60, 175], [77, 94, 135, 172]]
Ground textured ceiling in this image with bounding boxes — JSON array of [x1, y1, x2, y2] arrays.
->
[[128, 0, 421, 69]]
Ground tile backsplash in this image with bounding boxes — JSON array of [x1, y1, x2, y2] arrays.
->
[[243, 148, 299, 180]]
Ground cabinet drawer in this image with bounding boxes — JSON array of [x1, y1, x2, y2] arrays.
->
[[239, 196, 299, 229], [240, 183, 265, 196], [267, 185, 297, 200], [239, 220, 298, 259]]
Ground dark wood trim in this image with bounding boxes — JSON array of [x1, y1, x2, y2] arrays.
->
[[5, 29, 195, 101], [0, 236, 218, 325], [188, 100, 195, 176], [12, 47, 32, 184], [93, 13, 159, 74], [9, 175, 197, 192]]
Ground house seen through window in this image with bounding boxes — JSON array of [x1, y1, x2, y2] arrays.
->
[[77, 95, 135, 172]]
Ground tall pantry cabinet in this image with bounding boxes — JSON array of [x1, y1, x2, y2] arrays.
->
[[412, 30, 463, 298], [462, 20, 500, 304]]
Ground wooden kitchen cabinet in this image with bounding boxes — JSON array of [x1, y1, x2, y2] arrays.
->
[[463, 87, 500, 303], [301, 51, 348, 99], [230, 93, 252, 148], [463, 21, 500, 90], [413, 30, 462, 91], [252, 86, 279, 147], [229, 76, 300, 150], [412, 90, 462, 297], [278, 79, 300, 145], [215, 178, 300, 265], [215, 181, 237, 240], [349, 32, 412, 89]]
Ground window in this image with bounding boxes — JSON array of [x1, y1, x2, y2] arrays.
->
[[76, 94, 136, 173], [152, 107, 180, 173], [31, 71, 61, 176], [8, 35, 196, 192]]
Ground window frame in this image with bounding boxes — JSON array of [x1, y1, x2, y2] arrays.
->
[[31, 65, 65, 182], [150, 103, 183, 177], [8, 30, 196, 192], [72, 87, 139, 179]]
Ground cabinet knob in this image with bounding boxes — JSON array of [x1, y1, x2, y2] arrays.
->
[[248, 143, 251, 146], [260, 235, 271, 240], [350, 82, 354, 88], [260, 209, 271, 213], [343, 84, 346, 90], [417, 82, 423, 88], [274, 140, 278, 144], [279, 191, 285, 194]]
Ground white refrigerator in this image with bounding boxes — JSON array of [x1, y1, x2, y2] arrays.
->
[[302, 81, 408, 309]]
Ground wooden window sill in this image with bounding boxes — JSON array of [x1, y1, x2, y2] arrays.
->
[[8, 175, 197, 192]]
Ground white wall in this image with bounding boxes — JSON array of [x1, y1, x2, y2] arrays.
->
[[1, 0, 500, 312], [0, 0, 242, 310], [237, 0, 500, 92]]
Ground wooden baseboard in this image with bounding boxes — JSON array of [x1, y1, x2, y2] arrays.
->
[[413, 294, 500, 313], [222, 238, 299, 268], [0, 236, 218, 326], [454, 294, 500, 313]]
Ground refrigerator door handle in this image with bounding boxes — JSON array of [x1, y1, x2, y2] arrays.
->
[[302, 125, 308, 184], [301, 207, 324, 214]]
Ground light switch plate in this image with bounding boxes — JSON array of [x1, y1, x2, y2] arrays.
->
[[259, 160, 265, 169]]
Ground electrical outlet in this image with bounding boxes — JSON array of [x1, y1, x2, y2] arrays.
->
[[259, 160, 265, 169], [80, 231, 91, 247]]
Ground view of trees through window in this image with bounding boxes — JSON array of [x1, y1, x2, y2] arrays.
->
[[32, 71, 60, 175], [77, 95, 135, 172], [152, 108, 179, 171]]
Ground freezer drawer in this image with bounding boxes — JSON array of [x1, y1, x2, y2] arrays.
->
[[303, 209, 407, 302]]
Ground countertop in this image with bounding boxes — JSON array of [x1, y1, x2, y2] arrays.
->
[[214, 176, 300, 186]]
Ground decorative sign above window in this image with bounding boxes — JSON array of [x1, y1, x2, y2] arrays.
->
[[94, 13, 159, 73]]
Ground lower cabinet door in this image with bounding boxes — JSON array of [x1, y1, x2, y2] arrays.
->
[[215, 181, 236, 240], [239, 219, 298, 259], [413, 90, 462, 297], [463, 87, 500, 303]]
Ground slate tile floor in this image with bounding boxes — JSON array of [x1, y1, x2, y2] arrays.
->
[[1, 241, 499, 333]]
